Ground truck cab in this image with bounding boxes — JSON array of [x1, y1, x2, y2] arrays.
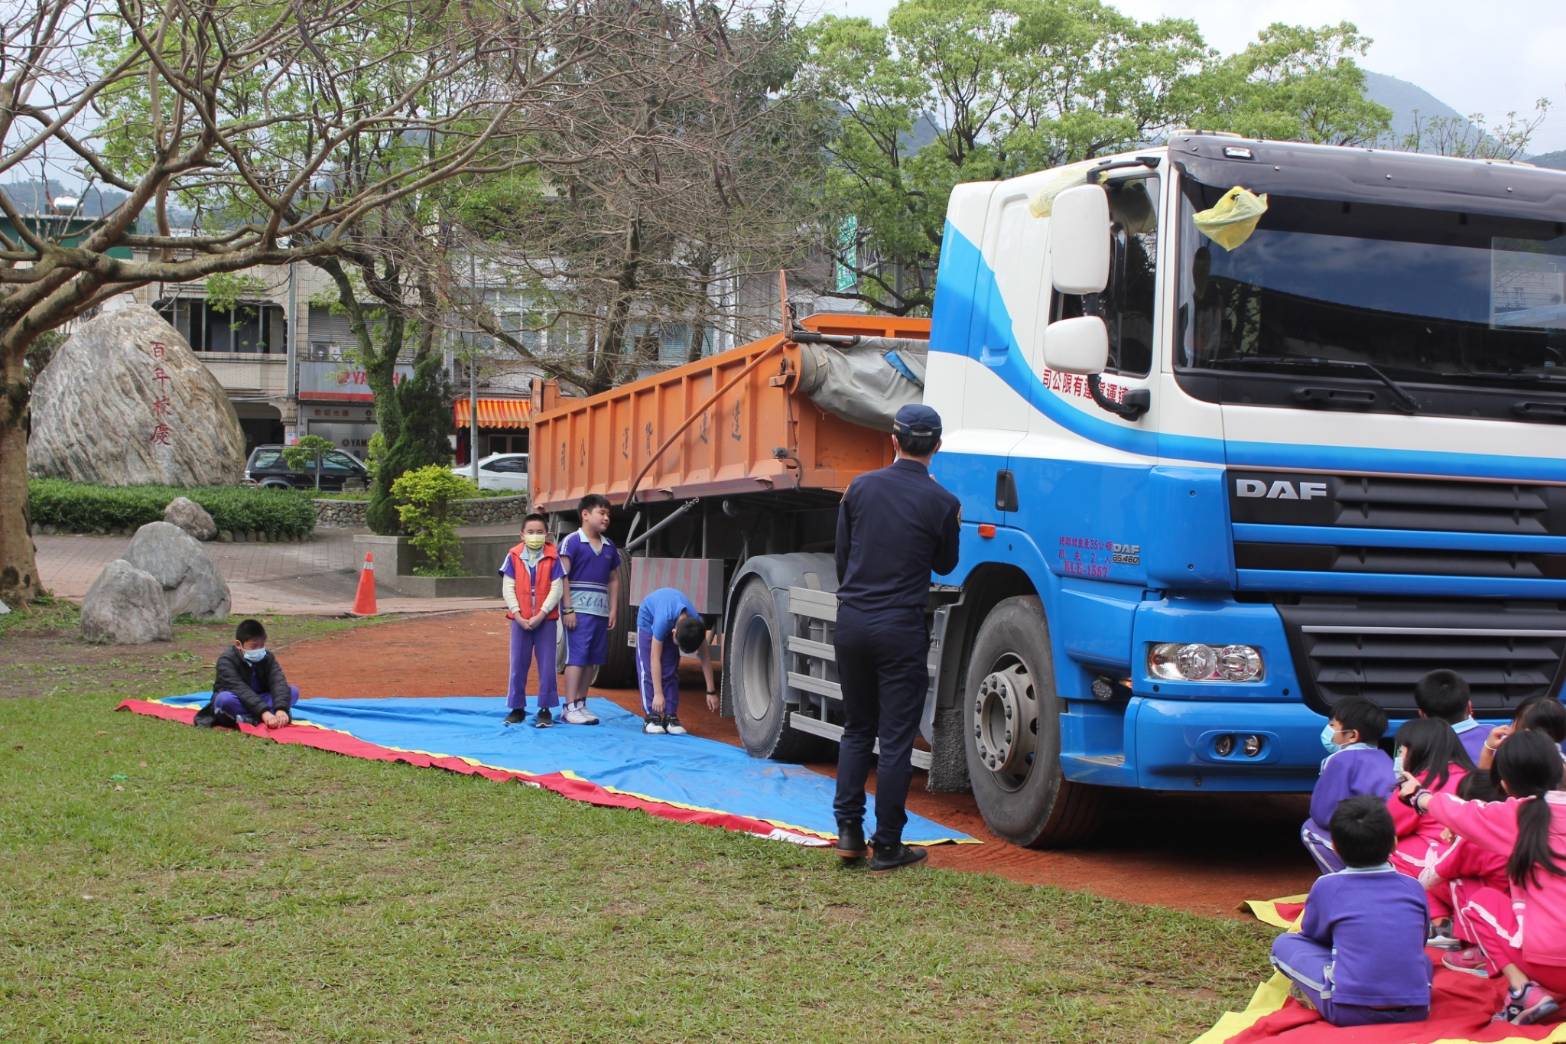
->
[[927, 134, 1566, 843]]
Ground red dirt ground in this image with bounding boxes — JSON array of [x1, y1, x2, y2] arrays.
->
[[281, 611, 1315, 918]]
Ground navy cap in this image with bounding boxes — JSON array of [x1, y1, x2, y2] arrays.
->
[[892, 403, 942, 436]]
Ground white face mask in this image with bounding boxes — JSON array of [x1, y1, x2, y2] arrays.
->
[[241, 647, 267, 664], [1321, 723, 1342, 755]]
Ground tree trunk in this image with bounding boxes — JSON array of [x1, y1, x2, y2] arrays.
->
[[0, 342, 43, 605]]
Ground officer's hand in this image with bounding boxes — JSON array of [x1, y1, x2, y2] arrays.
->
[[607, 609, 618, 631], [706, 692, 719, 714]]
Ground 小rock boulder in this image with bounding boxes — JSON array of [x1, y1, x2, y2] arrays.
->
[[122, 521, 230, 620], [80, 560, 172, 644], [28, 301, 246, 486], [164, 496, 218, 541]]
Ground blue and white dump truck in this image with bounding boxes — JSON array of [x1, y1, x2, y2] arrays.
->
[[531, 134, 1566, 847]]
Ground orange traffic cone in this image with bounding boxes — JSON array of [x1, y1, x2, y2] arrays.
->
[[351, 552, 378, 616]]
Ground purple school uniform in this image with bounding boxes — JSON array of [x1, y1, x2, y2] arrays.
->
[[1301, 744, 1395, 873], [499, 552, 559, 711], [1451, 718, 1489, 764], [1271, 864, 1431, 1024], [635, 588, 699, 716], [560, 529, 620, 667]]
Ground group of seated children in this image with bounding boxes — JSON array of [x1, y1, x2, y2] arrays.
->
[[1279, 670, 1566, 1028], [499, 495, 715, 735]]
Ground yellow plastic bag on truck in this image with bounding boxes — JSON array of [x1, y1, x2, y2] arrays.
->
[[1193, 186, 1268, 250], [1027, 159, 1101, 219]]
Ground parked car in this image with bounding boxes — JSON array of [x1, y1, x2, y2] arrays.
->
[[244, 444, 370, 491], [453, 452, 529, 493]]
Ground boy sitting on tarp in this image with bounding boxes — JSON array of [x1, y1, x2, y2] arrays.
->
[[636, 586, 717, 735], [194, 618, 299, 729]]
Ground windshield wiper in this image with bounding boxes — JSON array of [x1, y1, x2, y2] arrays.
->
[[1201, 355, 1422, 414]]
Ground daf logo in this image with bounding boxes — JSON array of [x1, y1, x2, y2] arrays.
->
[[1235, 478, 1328, 501]]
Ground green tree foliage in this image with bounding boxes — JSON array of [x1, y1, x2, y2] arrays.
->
[[798, 2, 1392, 314], [281, 435, 335, 492], [368, 353, 454, 534], [390, 465, 475, 577], [1402, 99, 1552, 160]]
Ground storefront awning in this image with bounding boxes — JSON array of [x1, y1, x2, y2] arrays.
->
[[453, 397, 531, 430]]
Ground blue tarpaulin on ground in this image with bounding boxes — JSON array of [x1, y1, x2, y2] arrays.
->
[[152, 693, 971, 845]]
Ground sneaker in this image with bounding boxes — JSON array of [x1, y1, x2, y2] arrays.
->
[[663, 715, 687, 735], [643, 715, 667, 734], [1496, 981, 1559, 1025], [1442, 946, 1492, 978], [561, 702, 599, 726], [869, 842, 928, 872], [1428, 919, 1464, 951], [503, 709, 527, 726], [533, 708, 554, 729]]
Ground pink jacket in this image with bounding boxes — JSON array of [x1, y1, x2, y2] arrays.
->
[[1390, 765, 1467, 843], [1428, 791, 1566, 968]]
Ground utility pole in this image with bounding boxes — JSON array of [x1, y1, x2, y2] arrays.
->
[[469, 251, 479, 484]]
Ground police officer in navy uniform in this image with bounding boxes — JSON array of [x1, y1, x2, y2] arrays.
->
[[832, 403, 961, 871]]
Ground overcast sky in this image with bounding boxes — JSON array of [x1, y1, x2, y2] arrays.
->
[[816, 0, 1566, 155]]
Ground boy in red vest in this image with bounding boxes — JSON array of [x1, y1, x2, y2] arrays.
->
[[500, 513, 562, 727]]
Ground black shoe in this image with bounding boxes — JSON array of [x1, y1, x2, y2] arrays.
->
[[504, 709, 527, 726], [533, 708, 554, 728], [870, 842, 928, 872], [835, 822, 868, 863]]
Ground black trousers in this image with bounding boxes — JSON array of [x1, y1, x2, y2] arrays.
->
[[832, 605, 928, 846]]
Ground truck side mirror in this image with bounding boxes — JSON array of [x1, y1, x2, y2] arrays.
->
[[1049, 184, 1111, 295], [1044, 316, 1109, 375]]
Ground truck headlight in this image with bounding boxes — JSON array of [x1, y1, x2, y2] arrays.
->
[[1148, 643, 1264, 682]]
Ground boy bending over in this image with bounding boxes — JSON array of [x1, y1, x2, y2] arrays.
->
[[635, 586, 716, 735]]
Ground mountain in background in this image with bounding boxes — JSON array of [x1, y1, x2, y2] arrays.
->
[[0, 178, 198, 229], [1361, 70, 1565, 169]]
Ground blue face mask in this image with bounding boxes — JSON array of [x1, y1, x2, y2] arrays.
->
[[1320, 723, 1341, 755], [242, 647, 267, 664]]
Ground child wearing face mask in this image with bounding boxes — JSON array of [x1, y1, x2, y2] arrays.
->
[[1302, 696, 1395, 874], [499, 513, 563, 727], [194, 618, 299, 729]]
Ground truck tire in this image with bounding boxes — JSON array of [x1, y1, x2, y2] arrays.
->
[[963, 595, 1101, 847], [727, 578, 819, 761], [596, 557, 636, 688]]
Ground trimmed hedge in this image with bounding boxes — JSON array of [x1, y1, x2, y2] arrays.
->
[[28, 479, 317, 538]]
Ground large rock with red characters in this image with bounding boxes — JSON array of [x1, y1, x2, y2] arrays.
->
[[28, 300, 245, 486]]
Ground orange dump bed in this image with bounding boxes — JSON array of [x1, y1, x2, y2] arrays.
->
[[528, 314, 931, 512]]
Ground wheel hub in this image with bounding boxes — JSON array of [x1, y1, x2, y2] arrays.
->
[[973, 663, 1035, 776]]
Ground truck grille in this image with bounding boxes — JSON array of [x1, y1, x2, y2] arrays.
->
[[1229, 472, 1566, 535], [1276, 599, 1566, 718], [1236, 543, 1566, 579]]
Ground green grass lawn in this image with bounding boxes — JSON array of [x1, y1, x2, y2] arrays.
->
[[0, 606, 1274, 1041]]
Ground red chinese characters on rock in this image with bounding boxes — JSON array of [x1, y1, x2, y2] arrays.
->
[[1040, 366, 1127, 405], [148, 341, 175, 447]]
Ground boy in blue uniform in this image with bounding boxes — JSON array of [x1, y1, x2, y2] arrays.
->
[[635, 586, 717, 735], [499, 513, 563, 727], [558, 494, 621, 726], [1415, 669, 1489, 764], [1301, 695, 1395, 873], [1272, 794, 1432, 1027], [194, 618, 299, 729]]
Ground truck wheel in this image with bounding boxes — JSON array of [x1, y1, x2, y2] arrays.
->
[[964, 595, 1101, 847], [728, 578, 818, 761], [596, 557, 636, 688]]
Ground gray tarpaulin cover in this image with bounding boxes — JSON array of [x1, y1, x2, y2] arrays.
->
[[797, 338, 928, 430]]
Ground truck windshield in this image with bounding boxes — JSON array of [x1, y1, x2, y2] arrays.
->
[[1175, 176, 1566, 391]]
